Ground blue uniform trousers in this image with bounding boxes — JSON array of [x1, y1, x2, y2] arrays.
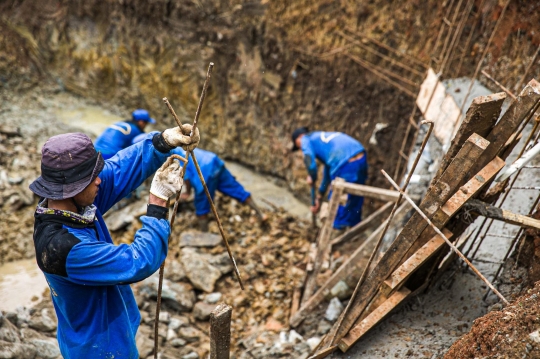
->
[[329, 154, 368, 229]]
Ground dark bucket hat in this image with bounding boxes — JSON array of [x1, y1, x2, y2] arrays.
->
[[29, 133, 104, 200], [291, 127, 309, 152]]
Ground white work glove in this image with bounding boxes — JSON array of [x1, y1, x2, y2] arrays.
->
[[150, 157, 184, 201], [162, 124, 201, 151]]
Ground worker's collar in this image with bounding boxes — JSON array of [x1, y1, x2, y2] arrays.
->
[[36, 199, 97, 225]]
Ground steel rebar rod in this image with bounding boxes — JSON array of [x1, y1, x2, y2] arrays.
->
[[481, 69, 517, 100], [454, 0, 488, 77], [381, 170, 509, 305], [329, 121, 434, 346], [438, 0, 466, 74], [440, 0, 474, 75], [458, 0, 512, 115], [514, 44, 540, 93]]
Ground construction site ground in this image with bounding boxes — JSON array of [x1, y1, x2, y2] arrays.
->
[[0, 84, 539, 358]]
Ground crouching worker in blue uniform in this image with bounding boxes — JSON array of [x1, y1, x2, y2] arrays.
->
[[94, 108, 156, 160], [291, 127, 368, 230], [29, 123, 200, 359], [176, 148, 268, 231]]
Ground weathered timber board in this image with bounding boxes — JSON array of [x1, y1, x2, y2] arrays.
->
[[471, 79, 540, 175], [338, 287, 412, 352], [381, 229, 453, 297], [433, 92, 506, 182], [302, 179, 345, 306], [333, 181, 401, 202]]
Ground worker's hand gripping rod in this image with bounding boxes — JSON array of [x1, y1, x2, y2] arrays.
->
[[163, 63, 244, 290]]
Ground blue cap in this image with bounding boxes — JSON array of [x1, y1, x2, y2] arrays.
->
[[132, 109, 156, 124]]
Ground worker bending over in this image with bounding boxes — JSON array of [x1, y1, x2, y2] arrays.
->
[[176, 148, 268, 231], [94, 108, 156, 159], [292, 127, 368, 229], [29, 124, 199, 358]]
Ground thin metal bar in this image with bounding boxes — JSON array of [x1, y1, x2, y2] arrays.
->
[[440, 0, 474, 74], [454, 0, 488, 77], [481, 69, 517, 100], [514, 45, 540, 92], [438, 0, 466, 74], [458, 0, 512, 115], [329, 121, 434, 346], [381, 170, 509, 305], [393, 106, 418, 180], [509, 187, 540, 190]]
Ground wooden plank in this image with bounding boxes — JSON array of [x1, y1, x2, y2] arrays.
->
[[325, 133, 490, 343], [404, 156, 505, 261], [463, 198, 540, 230], [210, 304, 232, 359], [338, 287, 412, 352], [331, 202, 393, 246], [381, 229, 453, 297], [333, 181, 401, 202], [289, 204, 405, 328], [436, 157, 506, 224], [289, 286, 302, 323], [471, 79, 540, 175], [301, 179, 345, 306], [433, 92, 506, 182], [307, 345, 338, 359]]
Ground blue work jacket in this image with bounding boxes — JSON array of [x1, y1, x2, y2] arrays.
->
[[94, 121, 144, 159], [300, 131, 365, 194], [33, 134, 170, 358]]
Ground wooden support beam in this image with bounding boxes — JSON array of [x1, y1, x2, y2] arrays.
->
[[381, 229, 453, 297], [325, 133, 490, 343], [333, 182, 401, 202], [433, 92, 506, 182], [289, 204, 409, 328], [332, 202, 393, 246], [289, 286, 302, 323], [472, 79, 540, 175], [210, 304, 232, 359], [307, 345, 338, 359], [301, 179, 345, 306], [462, 198, 540, 230], [338, 287, 411, 352]]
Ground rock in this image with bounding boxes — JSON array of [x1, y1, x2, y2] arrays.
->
[[165, 260, 186, 282], [170, 338, 187, 347], [178, 327, 202, 343], [168, 316, 190, 331], [0, 340, 23, 358], [204, 292, 222, 304], [289, 330, 303, 344], [167, 328, 178, 341], [28, 309, 57, 332], [139, 272, 195, 312], [28, 338, 61, 359], [265, 318, 284, 332], [104, 201, 146, 231], [530, 330, 540, 343], [306, 337, 321, 351], [20, 328, 45, 341], [324, 297, 344, 322], [159, 311, 171, 323], [233, 295, 248, 307], [179, 232, 221, 247], [182, 352, 199, 359], [181, 249, 222, 292], [193, 302, 216, 321], [330, 280, 351, 300], [0, 318, 20, 343], [317, 320, 332, 335], [199, 252, 234, 274], [136, 325, 155, 358]]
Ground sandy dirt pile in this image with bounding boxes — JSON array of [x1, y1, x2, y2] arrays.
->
[[444, 281, 540, 359]]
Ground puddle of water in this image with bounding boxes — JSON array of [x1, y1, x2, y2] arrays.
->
[[55, 106, 125, 137], [0, 259, 48, 312], [225, 161, 310, 219]]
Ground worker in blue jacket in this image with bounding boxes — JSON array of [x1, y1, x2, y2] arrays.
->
[[292, 127, 368, 229], [29, 124, 200, 359], [176, 148, 268, 231], [94, 109, 156, 159]]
